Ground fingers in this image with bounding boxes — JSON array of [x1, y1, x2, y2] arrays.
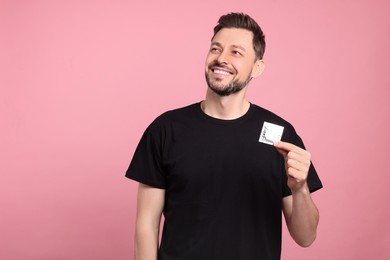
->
[[275, 147, 288, 157], [274, 141, 309, 157], [286, 167, 305, 181], [273, 141, 296, 151], [286, 160, 309, 180], [274, 141, 311, 162], [287, 150, 311, 165], [274, 141, 311, 191]]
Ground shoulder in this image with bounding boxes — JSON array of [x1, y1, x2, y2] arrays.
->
[[152, 102, 199, 124], [146, 102, 200, 133], [158, 103, 199, 120]]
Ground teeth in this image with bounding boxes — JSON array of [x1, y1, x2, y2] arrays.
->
[[214, 69, 230, 75]]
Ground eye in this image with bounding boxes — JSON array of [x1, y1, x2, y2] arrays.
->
[[233, 50, 242, 56], [210, 47, 221, 53]]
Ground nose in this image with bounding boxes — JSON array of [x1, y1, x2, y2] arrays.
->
[[216, 50, 229, 64]]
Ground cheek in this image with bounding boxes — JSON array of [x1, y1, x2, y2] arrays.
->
[[205, 55, 214, 67], [235, 64, 252, 78], [245, 63, 256, 76]]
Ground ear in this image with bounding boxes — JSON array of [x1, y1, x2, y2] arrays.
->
[[251, 59, 265, 79]]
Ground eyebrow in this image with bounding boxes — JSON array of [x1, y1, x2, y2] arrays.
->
[[211, 42, 247, 53], [231, 44, 247, 53]]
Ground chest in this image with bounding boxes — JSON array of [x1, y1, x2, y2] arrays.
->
[[162, 123, 285, 201]]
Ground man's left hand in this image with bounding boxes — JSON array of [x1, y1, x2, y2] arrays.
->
[[273, 141, 311, 193]]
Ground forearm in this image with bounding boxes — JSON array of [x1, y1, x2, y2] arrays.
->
[[286, 184, 319, 247], [135, 223, 160, 260], [134, 184, 165, 260]]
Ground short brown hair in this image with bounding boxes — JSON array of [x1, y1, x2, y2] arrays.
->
[[212, 13, 266, 60]]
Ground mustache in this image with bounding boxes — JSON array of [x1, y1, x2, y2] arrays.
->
[[208, 61, 235, 74]]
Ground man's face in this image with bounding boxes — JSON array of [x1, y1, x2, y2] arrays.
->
[[205, 28, 259, 96]]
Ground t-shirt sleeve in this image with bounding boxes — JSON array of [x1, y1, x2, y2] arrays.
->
[[281, 128, 323, 197], [125, 125, 166, 189]]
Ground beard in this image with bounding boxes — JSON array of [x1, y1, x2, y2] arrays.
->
[[205, 63, 252, 96]]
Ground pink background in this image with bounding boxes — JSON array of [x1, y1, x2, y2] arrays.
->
[[1, 0, 389, 259]]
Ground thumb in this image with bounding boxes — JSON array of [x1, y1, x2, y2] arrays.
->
[[274, 143, 287, 158]]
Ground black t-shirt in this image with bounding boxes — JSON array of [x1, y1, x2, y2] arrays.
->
[[126, 102, 322, 260]]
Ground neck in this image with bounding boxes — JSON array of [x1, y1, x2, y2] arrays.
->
[[202, 89, 250, 120]]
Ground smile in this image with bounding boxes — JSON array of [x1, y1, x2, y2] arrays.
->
[[210, 65, 235, 76], [213, 69, 231, 75]]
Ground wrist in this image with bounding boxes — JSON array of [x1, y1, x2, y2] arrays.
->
[[291, 182, 310, 196]]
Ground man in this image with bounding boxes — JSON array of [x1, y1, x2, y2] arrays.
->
[[126, 12, 322, 260]]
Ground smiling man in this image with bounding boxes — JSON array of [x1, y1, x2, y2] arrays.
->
[[126, 13, 323, 260], [205, 28, 260, 97]]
